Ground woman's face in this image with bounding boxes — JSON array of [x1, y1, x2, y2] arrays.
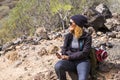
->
[[68, 19, 76, 32], [68, 19, 83, 38]]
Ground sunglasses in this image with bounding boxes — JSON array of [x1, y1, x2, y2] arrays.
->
[[69, 21, 73, 26]]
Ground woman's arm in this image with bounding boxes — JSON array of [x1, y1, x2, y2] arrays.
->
[[60, 33, 70, 55]]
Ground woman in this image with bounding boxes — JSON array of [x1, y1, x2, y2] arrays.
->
[[54, 14, 92, 80]]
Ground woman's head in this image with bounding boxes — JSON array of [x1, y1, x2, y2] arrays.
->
[[69, 15, 88, 38]]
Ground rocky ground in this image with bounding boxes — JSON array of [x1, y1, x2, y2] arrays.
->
[[0, 29, 120, 80], [0, 37, 62, 80], [0, 1, 120, 80]]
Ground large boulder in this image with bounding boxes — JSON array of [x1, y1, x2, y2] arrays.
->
[[95, 4, 112, 19], [84, 7, 110, 33]]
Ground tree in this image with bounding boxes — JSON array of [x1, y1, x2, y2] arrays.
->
[[50, 0, 72, 30]]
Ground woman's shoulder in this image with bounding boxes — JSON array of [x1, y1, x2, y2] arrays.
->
[[81, 31, 91, 39]]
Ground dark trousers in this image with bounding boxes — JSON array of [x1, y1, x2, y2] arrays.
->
[[54, 60, 90, 80]]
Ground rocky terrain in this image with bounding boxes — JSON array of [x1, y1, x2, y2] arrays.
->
[[0, 0, 120, 80], [0, 23, 120, 80]]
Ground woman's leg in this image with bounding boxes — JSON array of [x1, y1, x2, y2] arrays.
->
[[54, 60, 76, 80], [77, 60, 90, 80]]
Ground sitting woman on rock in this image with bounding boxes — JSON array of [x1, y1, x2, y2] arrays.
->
[[54, 14, 92, 80]]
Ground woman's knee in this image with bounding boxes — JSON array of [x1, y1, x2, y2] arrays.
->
[[54, 60, 64, 70]]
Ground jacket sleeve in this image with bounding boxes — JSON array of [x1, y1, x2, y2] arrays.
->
[[69, 35, 92, 60], [60, 33, 70, 55]]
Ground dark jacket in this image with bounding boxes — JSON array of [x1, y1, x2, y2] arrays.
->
[[61, 31, 92, 61]]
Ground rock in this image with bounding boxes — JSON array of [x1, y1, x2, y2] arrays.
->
[[114, 74, 120, 80], [95, 3, 112, 19], [97, 31, 103, 36], [84, 7, 110, 33], [2, 42, 13, 51], [106, 42, 113, 48], [33, 70, 56, 80], [100, 36, 108, 42], [98, 63, 110, 72], [116, 32, 120, 39], [5, 51, 19, 61], [89, 11, 105, 30], [4, 45, 16, 53], [115, 25, 120, 32], [33, 72, 45, 80], [107, 32, 116, 38], [20, 44, 29, 50], [87, 27, 95, 35], [37, 47, 47, 56], [12, 35, 27, 45], [13, 38, 22, 45], [49, 32, 62, 40], [112, 13, 119, 19], [0, 51, 5, 55], [47, 45, 59, 54], [32, 37, 41, 45], [35, 27, 49, 40], [105, 19, 120, 31], [100, 44, 106, 50], [13, 60, 22, 67], [24, 36, 34, 44]]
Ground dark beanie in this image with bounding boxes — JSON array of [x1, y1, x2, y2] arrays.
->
[[71, 14, 88, 28]]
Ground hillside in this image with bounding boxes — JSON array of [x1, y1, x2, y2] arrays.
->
[[0, 0, 120, 80], [0, 27, 120, 80]]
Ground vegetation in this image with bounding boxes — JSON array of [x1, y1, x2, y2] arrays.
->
[[0, 0, 119, 44], [0, 0, 36, 44]]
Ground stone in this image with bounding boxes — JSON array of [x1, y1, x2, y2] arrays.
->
[[97, 31, 103, 36], [47, 45, 59, 54], [33, 72, 45, 80], [84, 7, 110, 33], [13, 60, 22, 67], [116, 33, 120, 39], [107, 32, 116, 38], [37, 47, 47, 56], [106, 42, 113, 48], [5, 51, 19, 61], [2, 42, 13, 51], [95, 3, 112, 19], [34, 27, 49, 40]]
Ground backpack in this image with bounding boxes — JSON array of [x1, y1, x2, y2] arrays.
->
[[89, 47, 108, 66], [95, 48, 108, 62], [89, 47, 108, 79]]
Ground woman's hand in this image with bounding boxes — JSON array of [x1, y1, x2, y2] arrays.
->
[[56, 53, 62, 59], [61, 55, 69, 60], [56, 52, 69, 60]]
